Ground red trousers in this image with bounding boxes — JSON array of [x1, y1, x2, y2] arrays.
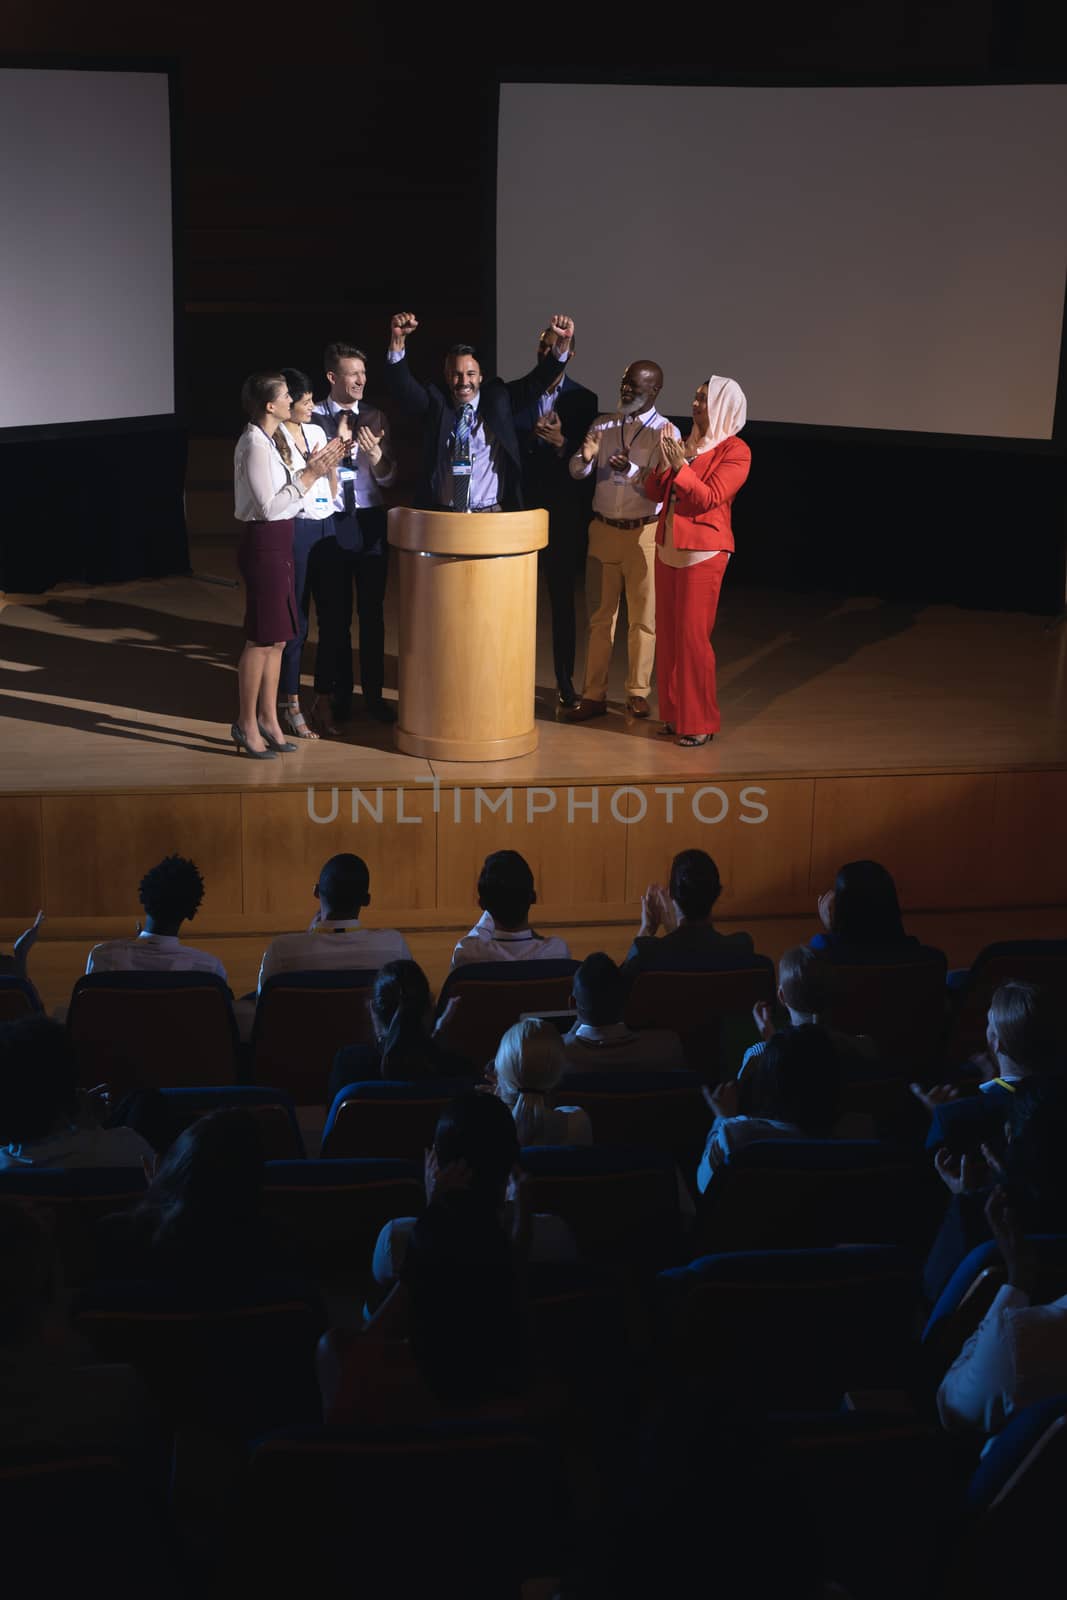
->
[[654, 552, 730, 736]]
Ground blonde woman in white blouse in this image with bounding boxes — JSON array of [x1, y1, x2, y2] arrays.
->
[[232, 373, 343, 758], [491, 1018, 593, 1147]]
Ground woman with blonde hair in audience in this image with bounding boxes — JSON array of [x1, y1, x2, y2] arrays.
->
[[491, 1018, 592, 1147]]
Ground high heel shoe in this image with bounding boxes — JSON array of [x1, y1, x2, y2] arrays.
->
[[257, 722, 297, 753], [281, 702, 319, 740], [231, 722, 278, 759]]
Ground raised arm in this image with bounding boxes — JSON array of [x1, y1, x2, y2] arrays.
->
[[505, 313, 575, 410], [383, 311, 431, 417]]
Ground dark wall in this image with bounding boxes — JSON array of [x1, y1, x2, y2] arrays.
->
[[6, 4, 1067, 605]]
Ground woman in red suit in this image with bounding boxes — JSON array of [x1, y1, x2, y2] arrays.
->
[[642, 376, 750, 746]]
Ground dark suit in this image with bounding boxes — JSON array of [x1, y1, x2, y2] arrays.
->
[[311, 399, 394, 714], [623, 923, 757, 976], [384, 349, 570, 512], [513, 375, 598, 697]]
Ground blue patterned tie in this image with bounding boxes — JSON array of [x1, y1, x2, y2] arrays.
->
[[451, 402, 474, 511]]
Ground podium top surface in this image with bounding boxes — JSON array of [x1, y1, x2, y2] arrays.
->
[[387, 506, 548, 556]]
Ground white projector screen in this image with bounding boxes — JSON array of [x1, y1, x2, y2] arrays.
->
[[497, 83, 1067, 439], [0, 67, 175, 430]]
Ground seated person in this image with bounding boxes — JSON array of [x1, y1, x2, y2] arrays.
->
[[809, 859, 925, 963], [327, 959, 476, 1103], [95, 1109, 292, 1283], [918, 981, 1067, 1154], [450, 850, 571, 969], [696, 1024, 846, 1194], [739, 946, 877, 1077], [0, 909, 44, 1009], [561, 951, 685, 1073], [322, 1099, 539, 1426], [369, 1092, 577, 1293], [86, 856, 226, 980], [0, 1015, 154, 1172], [623, 849, 754, 975], [257, 852, 411, 990], [924, 1075, 1067, 1307], [0, 1203, 150, 1456], [490, 1018, 592, 1147], [937, 1113, 1067, 1439]]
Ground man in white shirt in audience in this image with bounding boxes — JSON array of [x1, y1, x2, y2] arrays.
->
[[560, 952, 684, 1074], [450, 851, 571, 970], [566, 360, 679, 721], [258, 853, 411, 990], [86, 856, 226, 982]]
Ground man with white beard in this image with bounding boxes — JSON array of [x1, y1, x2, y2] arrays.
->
[[566, 361, 678, 721]]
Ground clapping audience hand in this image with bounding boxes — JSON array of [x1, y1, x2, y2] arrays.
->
[[356, 425, 384, 466], [909, 1082, 964, 1115], [934, 1145, 991, 1196], [659, 433, 686, 472], [579, 428, 601, 464], [752, 999, 777, 1042], [638, 883, 668, 937], [0, 909, 44, 977], [432, 995, 461, 1037], [306, 439, 344, 479], [424, 1146, 472, 1205], [817, 889, 836, 932], [703, 1078, 741, 1119], [534, 411, 565, 450]]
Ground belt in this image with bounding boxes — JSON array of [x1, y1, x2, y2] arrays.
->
[[596, 513, 658, 530], [435, 503, 501, 514]]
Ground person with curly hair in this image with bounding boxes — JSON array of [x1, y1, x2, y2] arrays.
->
[[85, 855, 226, 980]]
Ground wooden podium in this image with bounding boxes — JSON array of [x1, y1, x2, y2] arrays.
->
[[388, 507, 549, 761]]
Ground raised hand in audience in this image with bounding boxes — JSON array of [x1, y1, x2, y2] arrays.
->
[[753, 999, 777, 1043], [638, 883, 676, 938], [909, 1082, 964, 1116], [0, 909, 44, 978], [433, 995, 462, 1037], [703, 1078, 741, 1120], [934, 1145, 991, 1195], [817, 889, 836, 932]]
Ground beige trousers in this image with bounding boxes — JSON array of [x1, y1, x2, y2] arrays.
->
[[581, 516, 657, 700]]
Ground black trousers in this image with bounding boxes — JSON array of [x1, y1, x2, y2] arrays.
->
[[540, 528, 578, 695], [314, 507, 389, 712]]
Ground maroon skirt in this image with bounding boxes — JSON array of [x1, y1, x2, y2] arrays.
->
[[237, 519, 298, 644]]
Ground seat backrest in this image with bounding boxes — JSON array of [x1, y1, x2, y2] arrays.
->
[[435, 960, 581, 1069], [519, 1145, 680, 1266], [251, 970, 377, 1105], [72, 1276, 325, 1431], [698, 1140, 939, 1252], [320, 1079, 474, 1160], [262, 1158, 424, 1285], [158, 1086, 304, 1160], [624, 963, 775, 1075], [558, 1070, 708, 1161], [921, 1234, 1067, 1373], [0, 975, 40, 1023], [656, 1244, 918, 1406], [947, 942, 1067, 1063], [67, 972, 239, 1094], [242, 1422, 566, 1591], [0, 1167, 147, 1285], [823, 951, 948, 1071]]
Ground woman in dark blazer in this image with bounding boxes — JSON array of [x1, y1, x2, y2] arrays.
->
[[231, 372, 342, 758], [642, 377, 750, 746]]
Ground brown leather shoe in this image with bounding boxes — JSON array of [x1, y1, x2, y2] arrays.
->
[[565, 699, 608, 723], [627, 696, 651, 717]]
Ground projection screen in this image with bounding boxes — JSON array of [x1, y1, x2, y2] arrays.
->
[[0, 66, 175, 431], [497, 83, 1067, 439]]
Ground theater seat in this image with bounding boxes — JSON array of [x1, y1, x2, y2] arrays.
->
[[947, 940, 1067, 1063], [320, 1079, 474, 1161], [435, 959, 580, 1068], [262, 1158, 424, 1288], [519, 1144, 681, 1267], [624, 960, 775, 1077], [0, 1166, 146, 1284], [921, 1233, 1067, 1376], [67, 972, 240, 1094], [821, 949, 948, 1072], [0, 975, 41, 1022], [250, 970, 377, 1105], [157, 1085, 305, 1160], [557, 1070, 708, 1163]]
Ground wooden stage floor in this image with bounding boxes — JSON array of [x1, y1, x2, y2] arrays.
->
[[2, 543, 1066, 940]]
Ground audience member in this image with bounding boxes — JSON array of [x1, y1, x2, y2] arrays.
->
[[0, 1016, 154, 1172], [450, 850, 571, 968], [561, 951, 685, 1072], [369, 1092, 577, 1293], [937, 1104, 1067, 1438], [95, 1109, 287, 1283], [0, 909, 44, 1008], [86, 856, 226, 980], [623, 848, 754, 974], [491, 1019, 592, 1147], [327, 959, 475, 1103], [918, 981, 1067, 1153], [811, 859, 922, 962], [740, 946, 877, 1076], [924, 1076, 1067, 1306], [0, 1204, 150, 1455], [257, 853, 411, 990], [696, 1024, 845, 1193]]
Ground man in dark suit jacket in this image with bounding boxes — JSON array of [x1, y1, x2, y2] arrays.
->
[[382, 311, 574, 513], [513, 327, 598, 708], [622, 849, 758, 977]]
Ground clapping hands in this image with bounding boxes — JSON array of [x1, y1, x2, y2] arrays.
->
[[638, 883, 676, 938]]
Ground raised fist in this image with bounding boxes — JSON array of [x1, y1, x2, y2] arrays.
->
[[548, 312, 574, 352], [390, 311, 419, 347]]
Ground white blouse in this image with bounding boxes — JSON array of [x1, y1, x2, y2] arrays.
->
[[233, 423, 307, 523], [281, 421, 335, 521]]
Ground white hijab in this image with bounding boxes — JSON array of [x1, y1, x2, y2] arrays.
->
[[692, 375, 747, 454]]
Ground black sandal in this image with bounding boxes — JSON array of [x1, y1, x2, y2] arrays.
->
[[677, 733, 712, 747]]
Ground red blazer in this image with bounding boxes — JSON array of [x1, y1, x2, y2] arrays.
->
[[645, 435, 751, 554]]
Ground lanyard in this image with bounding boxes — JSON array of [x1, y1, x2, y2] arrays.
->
[[619, 412, 653, 456]]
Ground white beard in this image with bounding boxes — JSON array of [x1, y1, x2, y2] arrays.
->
[[617, 395, 646, 417]]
